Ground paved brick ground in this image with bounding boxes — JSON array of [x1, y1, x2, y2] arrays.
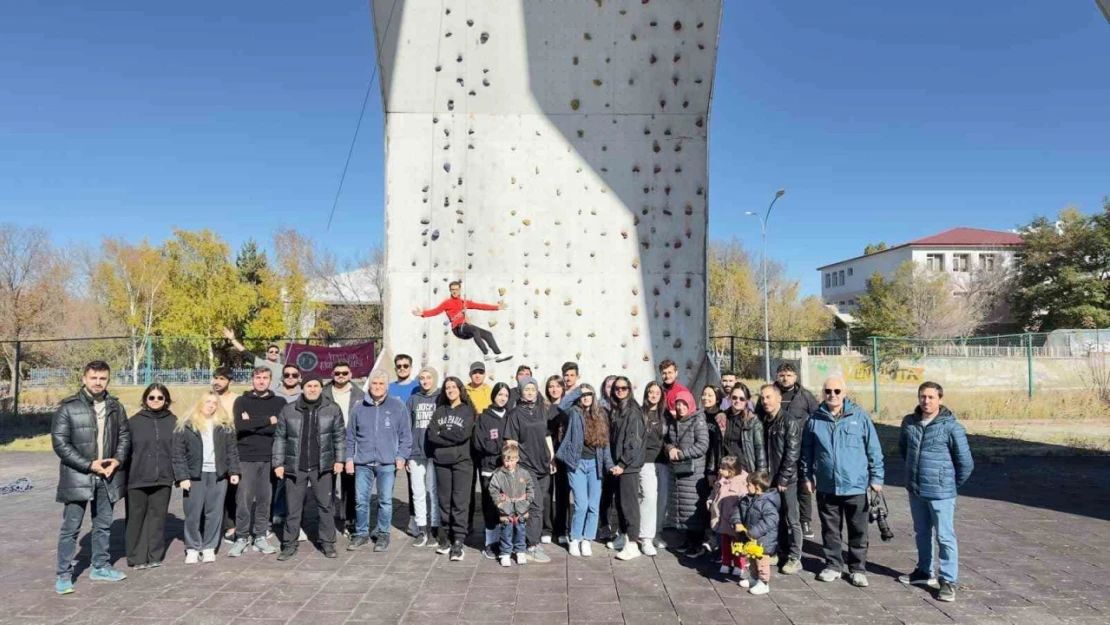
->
[[1, 451, 1109, 625]]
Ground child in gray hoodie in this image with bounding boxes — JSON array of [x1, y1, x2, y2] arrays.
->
[[488, 442, 534, 566]]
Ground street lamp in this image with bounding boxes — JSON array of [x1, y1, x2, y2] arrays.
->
[[745, 188, 786, 381]]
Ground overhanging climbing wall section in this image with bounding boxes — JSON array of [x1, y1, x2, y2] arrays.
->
[[374, 0, 722, 387]]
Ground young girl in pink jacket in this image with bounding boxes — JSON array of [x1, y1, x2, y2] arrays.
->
[[708, 456, 748, 578]]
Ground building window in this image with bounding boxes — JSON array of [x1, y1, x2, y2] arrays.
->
[[847, 267, 853, 276], [926, 253, 945, 272], [825, 273, 831, 288], [980, 254, 996, 272], [953, 254, 970, 273], [839, 269, 846, 285], [849, 299, 856, 306]]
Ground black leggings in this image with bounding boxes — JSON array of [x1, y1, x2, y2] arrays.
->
[[453, 323, 500, 355], [435, 460, 474, 541]]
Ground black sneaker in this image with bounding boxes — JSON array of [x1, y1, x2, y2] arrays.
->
[[937, 580, 957, 602], [802, 521, 814, 539], [348, 535, 370, 551], [898, 568, 938, 588], [449, 541, 464, 561], [369, 528, 380, 542], [322, 544, 338, 559], [412, 532, 429, 548], [374, 536, 391, 553], [482, 545, 499, 560], [277, 545, 298, 561], [435, 533, 452, 555]]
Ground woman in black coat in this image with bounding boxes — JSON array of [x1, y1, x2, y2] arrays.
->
[[720, 383, 767, 475], [125, 384, 177, 569]]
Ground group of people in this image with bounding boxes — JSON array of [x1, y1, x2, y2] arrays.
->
[[50, 350, 974, 604]]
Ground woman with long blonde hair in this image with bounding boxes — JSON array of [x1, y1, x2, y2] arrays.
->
[[172, 392, 240, 564]]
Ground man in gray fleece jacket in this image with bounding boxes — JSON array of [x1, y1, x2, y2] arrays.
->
[[344, 371, 412, 552], [488, 443, 534, 566]]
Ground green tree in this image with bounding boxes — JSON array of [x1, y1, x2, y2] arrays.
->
[[235, 239, 268, 285], [159, 229, 255, 368], [857, 261, 994, 339], [863, 241, 888, 255], [1012, 201, 1110, 331]]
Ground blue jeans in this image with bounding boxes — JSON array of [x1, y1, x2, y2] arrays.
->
[[57, 480, 114, 577], [499, 519, 527, 555], [567, 457, 603, 541], [355, 464, 396, 537], [909, 493, 959, 583]]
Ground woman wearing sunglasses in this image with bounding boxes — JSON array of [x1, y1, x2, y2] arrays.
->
[[717, 382, 766, 477], [125, 384, 177, 569]]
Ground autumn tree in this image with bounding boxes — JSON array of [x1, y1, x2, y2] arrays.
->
[[863, 242, 889, 255], [159, 229, 255, 368], [0, 224, 71, 386], [272, 228, 326, 338], [308, 244, 385, 339], [91, 238, 169, 381], [708, 239, 832, 373], [233, 240, 284, 346], [1012, 202, 1110, 331]]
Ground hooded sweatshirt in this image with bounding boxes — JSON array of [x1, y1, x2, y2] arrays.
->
[[233, 389, 287, 462], [406, 367, 441, 462], [504, 378, 553, 476], [474, 402, 510, 475], [426, 401, 476, 466]]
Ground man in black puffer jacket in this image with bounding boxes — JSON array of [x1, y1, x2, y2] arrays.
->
[[272, 373, 345, 560], [51, 360, 131, 593], [758, 384, 803, 575], [608, 377, 646, 561]]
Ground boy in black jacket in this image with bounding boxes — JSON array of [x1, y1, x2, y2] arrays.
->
[[229, 367, 286, 556]]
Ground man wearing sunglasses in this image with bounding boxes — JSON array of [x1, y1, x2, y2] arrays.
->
[[323, 361, 366, 537], [800, 377, 884, 588], [278, 364, 303, 404], [224, 328, 283, 389], [388, 354, 418, 401]]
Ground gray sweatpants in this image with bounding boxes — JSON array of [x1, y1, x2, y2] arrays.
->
[[236, 461, 272, 538], [184, 472, 227, 551]]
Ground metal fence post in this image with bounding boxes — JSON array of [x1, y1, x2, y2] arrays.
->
[[871, 336, 880, 415], [1026, 332, 1034, 398], [12, 341, 21, 416], [729, 336, 736, 374], [145, 338, 154, 386]]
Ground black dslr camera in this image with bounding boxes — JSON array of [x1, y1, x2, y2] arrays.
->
[[869, 490, 894, 542]]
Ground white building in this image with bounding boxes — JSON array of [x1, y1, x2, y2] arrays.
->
[[816, 227, 1024, 313]]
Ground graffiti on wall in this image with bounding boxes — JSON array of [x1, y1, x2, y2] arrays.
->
[[812, 358, 925, 386]]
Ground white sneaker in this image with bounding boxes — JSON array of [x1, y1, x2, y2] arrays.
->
[[748, 580, 770, 595], [298, 529, 308, 542], [580, 541, 593, 557], [739, 578, 751, 588], [719, 565, 732, 575], [540, 535, 552, 544], [515, 552, 528, 565], [184, 550, 199, 565], [483, 354, 495, 362], [641, 541, 657, 557], [568, 540, 581, 557], [616, 542, 641, 561], [201, 549, 216, 563], [500, 555, 511, 567]]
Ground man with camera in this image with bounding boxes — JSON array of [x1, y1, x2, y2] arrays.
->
[[801, 377, 884, 588], [897, 381, 973, 603]]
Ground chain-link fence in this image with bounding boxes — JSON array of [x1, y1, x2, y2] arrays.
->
[[710, 330, 1110, 418], [1, 335, 380, 416]]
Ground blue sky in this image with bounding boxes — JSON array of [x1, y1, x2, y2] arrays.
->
[[1, 1, 1107, 296]]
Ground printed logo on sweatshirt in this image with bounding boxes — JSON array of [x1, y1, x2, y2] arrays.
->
[[441, 415, 466, 429], [489, 429, 499, 440], [414, 402, 436, 430]]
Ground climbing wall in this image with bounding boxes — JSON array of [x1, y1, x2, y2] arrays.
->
[[374, 0, 722, 387]]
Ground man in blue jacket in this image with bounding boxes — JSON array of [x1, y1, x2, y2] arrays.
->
[[345, 370, 412, 552], [897, 381, 973, 603], [801, 376, 884, 588]]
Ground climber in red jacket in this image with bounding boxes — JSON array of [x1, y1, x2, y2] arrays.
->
[[413, 280, 513, 362]]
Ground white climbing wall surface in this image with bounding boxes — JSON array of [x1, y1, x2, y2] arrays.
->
[[374, 0, 722, 387]]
